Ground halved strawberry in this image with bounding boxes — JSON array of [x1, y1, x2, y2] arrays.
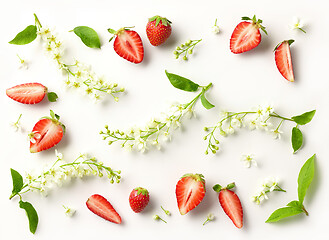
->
[[230, 15, 267, 54], [6, 82, 58, 104], [86, 194, 122, 224], [108, 27, 144, 63], [176, 173, 206, 215], [6, 83, 47, 104], [274, 40, 295, 82], [29, 110, 65, 153], [213, 183, 243, 229]]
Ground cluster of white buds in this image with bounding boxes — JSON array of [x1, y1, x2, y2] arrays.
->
[[251, 177, 285, 205]]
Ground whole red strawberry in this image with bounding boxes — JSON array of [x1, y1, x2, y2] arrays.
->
[[29, 110, 65, 153], [146, 15, 172, 46], [213, 183, 243, 229], [230, 15, 267, 54], [129, 187, 150, 213]]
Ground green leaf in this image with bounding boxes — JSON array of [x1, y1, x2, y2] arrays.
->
[[241, 16, 251, 21], [266, 206, 304, 223], [47, 92, 58, 102], [292, 127, 303, 153], [10, 168, 23, 196], [19, 200, 38, 234], [165, 70, 199, 92], [9, 25, 37, 45], [298, 154, 315, 204], [213, 184, 222, 192], [292, 110, 316, 125], [286, 200, 303, 208], [73, 26, 101, 49], [200, 91, 215, 110], [50, 110, 55, 119], [287, 39, 295, 46]]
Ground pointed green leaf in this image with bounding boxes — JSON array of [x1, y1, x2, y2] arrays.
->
[[213, 184, 222, 192], [200, 92, 215, 110], [19, 200, 38, 234], [292, 127, 303, 153], [292, 110, 316, 125], [287, 39, 295, 45], [9, 25, 37, 45], [47, 92, 58, 102], [298, 154, 315, 204], [241, 16, 251, 21], [10, 168, 23, 196], [287, 200, 303, 208], [266, 206, 303, 223], [165, 70, 199, 92], [73, 26, 101, 48]]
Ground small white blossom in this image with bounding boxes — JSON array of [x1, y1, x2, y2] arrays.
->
[[252, 177, 284, 205], [28, 131, 41, 143], [10, 114, 22, 132], [63, 205, 76, 217], [17, 55, 28, 69], [270, 128, 283, 139], [231, 117, 242, 128], [241, 154, 257, 168], [211, 19, 220, 34], [290, 17, 306, 33], [55, 149, 63, 160]]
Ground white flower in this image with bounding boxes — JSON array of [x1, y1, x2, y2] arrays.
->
[[226, 125, 235, 135], [256, 121, 272, 131], [231, 117, 242, 128], [207, 213, 215, 221], [38, 27, 52, 40], [211, 19, 220, 34], [219, 110, 229, 119], [270, 128, 283, 139], [63, 205, 76, 217], [262, 177, 279, 192], [135, 137, 147, 153], [55, 149, 63, 160], [10, 114, 22, 132], [152, 140, 161, 150], [247, 119, 257, 130], [28, 131, 41, 143], [17, 55, 28, 69], [241, 154, 257, 168], [184, 107, 196, 119], [290, 17, 306, 33]]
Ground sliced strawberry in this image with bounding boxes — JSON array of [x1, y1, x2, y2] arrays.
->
[[176, 173, 206, 215], [29, 110, 65, 153], [129, 187, 150, 213], [213, 183, 243, 229], [108, 28, 144, 63], [86, 194, 122, 224], [6, 83, 47, 104], [274, 40, 295, 82], [230, 15, 267, 54]]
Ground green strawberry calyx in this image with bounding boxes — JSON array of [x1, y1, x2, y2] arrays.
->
[[241, 15, 267, 35], [148, 15, 172, 27], [135, 187, 149, 196]]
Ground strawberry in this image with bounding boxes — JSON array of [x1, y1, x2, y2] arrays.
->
[[6, 83, 46, 104], [176, 173, 206, 215], [108, 27, 144, 63], [274, 40, 295, 82], [29, 110, 65, 153], [146, 15, 172, 46], [86, 194, 122, 224], [230, 15, 267, 54], [213, 183, 243, 229], [129, 187, 150, 213]]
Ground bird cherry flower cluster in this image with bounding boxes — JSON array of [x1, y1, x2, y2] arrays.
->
[[173, 39, 202, 60], [9, 14, 124, 103], [203, 104, 316, 154], [9, 150, 121, 233], [251, 177, 286, 205], [100, 70, 214, 152]]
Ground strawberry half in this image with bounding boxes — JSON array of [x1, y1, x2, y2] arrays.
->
[[176, 173, 206, 215], [274, 40, 295, 82], [29, 110, 65, 153], [108, 27, 144, 63], [129, 187, 150, 213], [86, 194, 122, 224], [230, 15, 267, 54], [213, 183, 243, 229], [6, 83, 46, 104], [146, 15, 172, 46]]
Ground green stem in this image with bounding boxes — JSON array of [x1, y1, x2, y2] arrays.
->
[[34, 13, 42, 29]]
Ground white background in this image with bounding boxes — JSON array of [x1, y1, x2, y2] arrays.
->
[[1, 0, 328, 239]]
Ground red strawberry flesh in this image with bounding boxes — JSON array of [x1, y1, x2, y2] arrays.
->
[[86, 194, 122, 224], [6, 83, 47, 104], [176, 173, 206, 215], [275, 40, 294, 82], [219, 189, 243, 228], [113, 29, 144, 63], [230, 22, 261, 54], [30, 118, 64, 153]]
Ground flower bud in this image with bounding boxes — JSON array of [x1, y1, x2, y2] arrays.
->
[[183, 56, 188, 61]]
